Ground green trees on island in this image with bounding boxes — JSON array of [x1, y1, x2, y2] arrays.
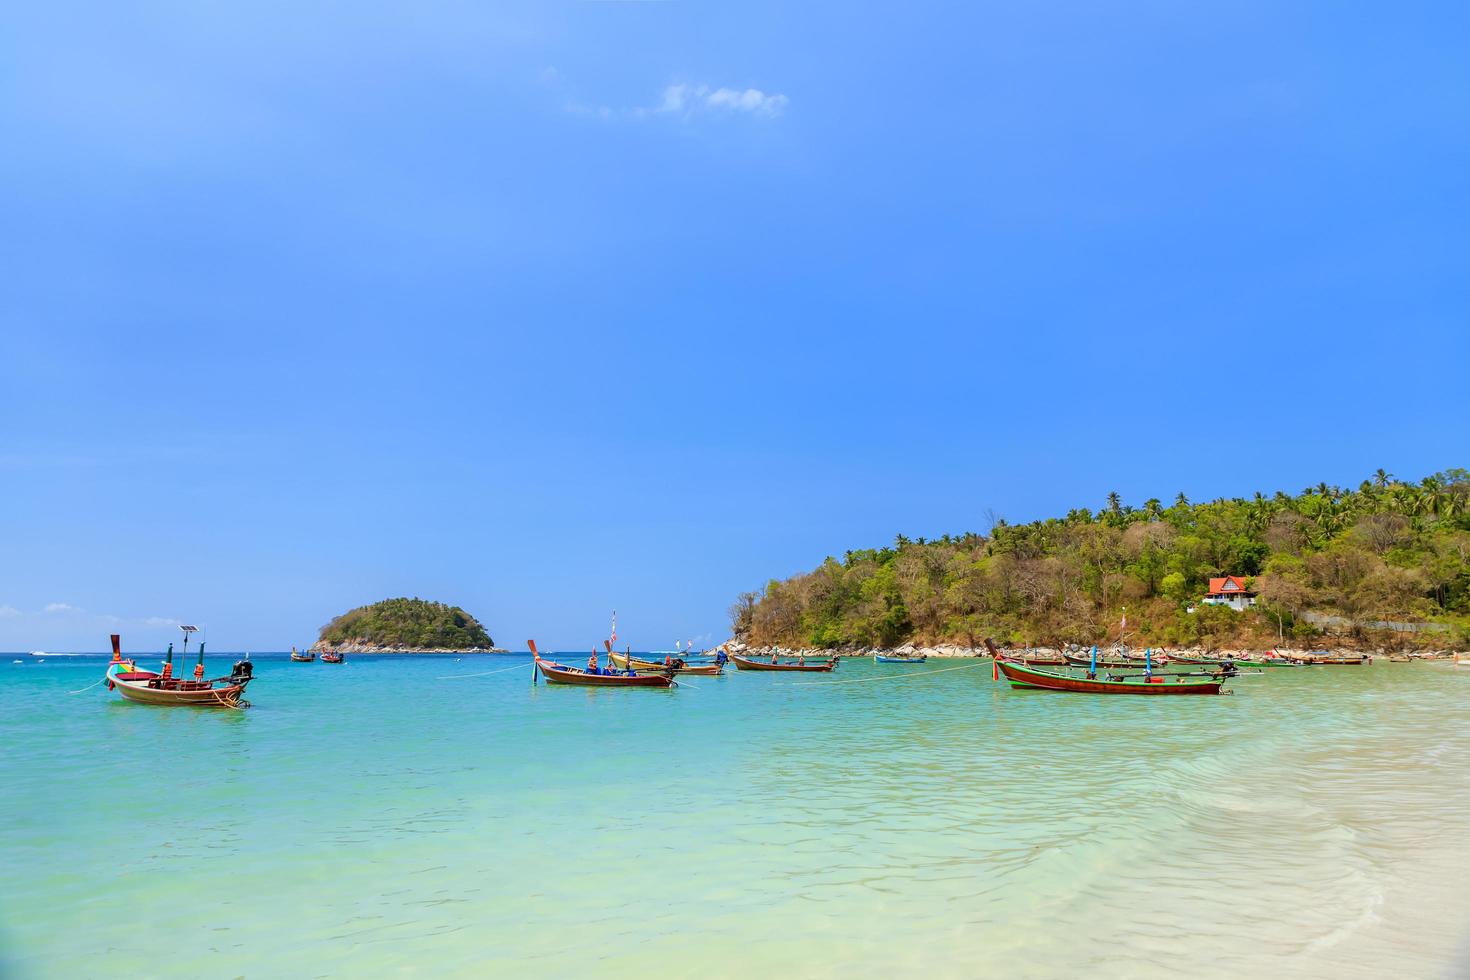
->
[[318, 598, 493, 650], [732, 470, 1470, 651]]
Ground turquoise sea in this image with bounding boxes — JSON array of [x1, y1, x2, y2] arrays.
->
[[3, 652, 1469, 978]]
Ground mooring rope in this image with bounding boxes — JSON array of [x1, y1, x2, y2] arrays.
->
[[784, 660, 990, 686], [438, 662, 537, 681], [67, 678, 105, 695], [211, 690, 246, 709]]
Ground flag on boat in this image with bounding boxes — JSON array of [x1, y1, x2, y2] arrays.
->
[[610, 610, 616, 645]]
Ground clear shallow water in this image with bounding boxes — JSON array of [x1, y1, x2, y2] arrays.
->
[[3, 653, 1469, 978]]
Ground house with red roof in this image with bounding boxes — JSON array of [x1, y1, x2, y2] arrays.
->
[[1200, 576, 1256, 611]]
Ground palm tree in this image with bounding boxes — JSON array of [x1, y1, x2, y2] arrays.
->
[[1174, 491, 1190, 508], [1390, 484, 1421, 517], [1143, 498, 1163, 520], [1417, 477, 1448, 520], [1300, 495, 1347, 539], [1106, 491, 1122, 516], [1373, 468, 1393, 489], [1245, 492, 1272, 533]]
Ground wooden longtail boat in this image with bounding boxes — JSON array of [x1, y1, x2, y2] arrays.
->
[[983, 638, 1066, 667], [608, 651, 723, 675], [731, 653, 837, 672], [998, 659, 1225, 695], [1303, 653, 1371, 666], [1170, 654, 1297, 668], [1063, 653, 1170, 670], [874, 654, 928, 664], [104, 632, 255, 707], [529, 641, 674, 687], [290, 647, 315, 663], [321, 652, 345, 664]]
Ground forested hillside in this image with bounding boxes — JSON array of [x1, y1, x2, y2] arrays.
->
[[317, 598, 494, 650], [730, 470, 1470, 651]]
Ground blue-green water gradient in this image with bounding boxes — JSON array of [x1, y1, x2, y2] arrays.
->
[[3, 653, 1468, 978]]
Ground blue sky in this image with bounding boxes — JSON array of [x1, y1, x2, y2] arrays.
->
[[2, 2, 1467, 651]]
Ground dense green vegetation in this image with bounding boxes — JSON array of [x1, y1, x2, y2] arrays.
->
[[731, 470, 1470, 651], [318, 598, 494, 650]]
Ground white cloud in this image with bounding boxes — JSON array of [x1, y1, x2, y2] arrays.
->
[[703, 87, 789, 116], [573, 83, 790, 121], [0, 605, 20, 618], [650, 84, 789, 118], [44, 602, 78, 614], [658, 84, 691, 113], [145, 616, 181, 627]]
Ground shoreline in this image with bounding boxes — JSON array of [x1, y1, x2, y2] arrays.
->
[[721, 641, 1466, 661]]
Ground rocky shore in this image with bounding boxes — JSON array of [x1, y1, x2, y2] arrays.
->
[[721, 641, 1465, 661]]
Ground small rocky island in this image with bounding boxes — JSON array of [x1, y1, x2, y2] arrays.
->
[[312, 597, 500, 653]]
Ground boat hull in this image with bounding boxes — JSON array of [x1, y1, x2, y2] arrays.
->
[[731, 654, 836, 672], [535, 658, 673, 687], [998, 660, 1223, 695], [874, 655, 927, 664]]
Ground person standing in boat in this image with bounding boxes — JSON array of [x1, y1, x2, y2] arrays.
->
[[588, 651, 599, 674]]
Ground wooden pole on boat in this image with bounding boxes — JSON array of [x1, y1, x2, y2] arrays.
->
[[528, 640, 539, 685], [195, 641, 206, 680]]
